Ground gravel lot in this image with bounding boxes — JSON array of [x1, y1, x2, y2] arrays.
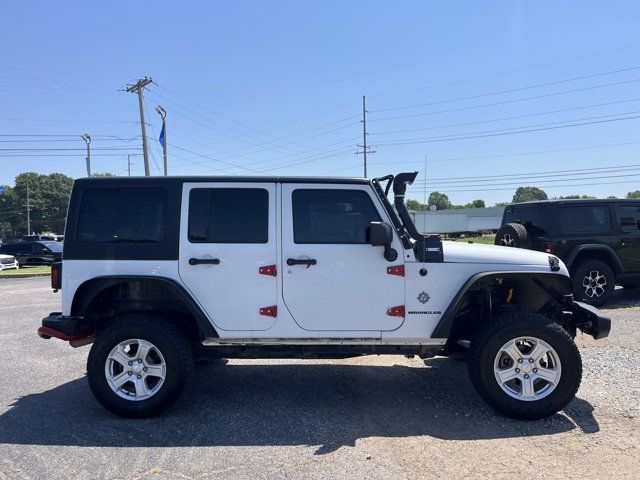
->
[[0, 277, 638, 479]]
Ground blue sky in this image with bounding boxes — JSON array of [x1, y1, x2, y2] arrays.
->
[[1, 1, 639, 205]]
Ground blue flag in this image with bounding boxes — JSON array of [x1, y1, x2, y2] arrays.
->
[[159, 124, 165, 147]]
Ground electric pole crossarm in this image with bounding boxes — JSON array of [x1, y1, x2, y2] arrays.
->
[[355, 95, 375, 178]]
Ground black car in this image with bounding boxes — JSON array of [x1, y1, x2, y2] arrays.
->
[[0, 241, 63, 266], [495, 199, 640, 305]]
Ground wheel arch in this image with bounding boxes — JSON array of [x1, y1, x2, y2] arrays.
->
[[431, 271, 573, 340], [71, 275, 218, 340], [564, 244, 623, 274]]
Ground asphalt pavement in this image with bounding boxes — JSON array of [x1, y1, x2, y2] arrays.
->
[[0, 277, 638, 479]]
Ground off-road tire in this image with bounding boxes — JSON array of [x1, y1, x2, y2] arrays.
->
[[571, 259, 615, 307], [468, 311, 582, 420], [494, 223, 531, 249], [87, 314, 194, 418]]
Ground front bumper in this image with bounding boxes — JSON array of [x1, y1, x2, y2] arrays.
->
[[38, 312, 92, 341], [569, 301, 611, 340]]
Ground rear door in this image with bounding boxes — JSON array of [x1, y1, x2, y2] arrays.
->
[[178, 182, 277, 332], [281, 184, 405, 332], [617, 203, 640, 272]]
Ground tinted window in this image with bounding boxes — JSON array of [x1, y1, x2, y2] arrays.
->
[[503, 205, 550, 234], [39, 241, 62, 252], [559, 206, 612, 234], [188, 188, 268, 243], [293, 189, 381, 244], [0, 244, 29, 254], [618, 205, 640, 232], [77, 188, 167, 243]]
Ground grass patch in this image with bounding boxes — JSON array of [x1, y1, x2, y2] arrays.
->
[[0, 265, 51, 276], [444, 235, 495, 245]]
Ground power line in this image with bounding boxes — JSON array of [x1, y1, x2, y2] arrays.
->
[[368, 44, 640, 98], [371, 66, 640, 113], [369, 77, 640, 122], [373, 112, 640, 146], [406, 177, 640, 193], [371, 98, 640, 136]]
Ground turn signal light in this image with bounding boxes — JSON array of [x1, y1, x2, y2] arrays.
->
[[544, 242, 554, 254]]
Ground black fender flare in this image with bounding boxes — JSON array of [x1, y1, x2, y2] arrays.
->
[[564, 244, 624, 273], [70, 275, 217, 338], [431, 271, 573, 339]]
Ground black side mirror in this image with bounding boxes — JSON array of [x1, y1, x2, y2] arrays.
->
[[367, 221, 398, 262]]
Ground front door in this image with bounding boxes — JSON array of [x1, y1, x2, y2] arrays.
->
[[281, 184, 405, 332], [178, 182, 277, 332]]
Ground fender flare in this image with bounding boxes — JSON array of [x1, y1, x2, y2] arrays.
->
[[564, 244, 624, 272], [71, 275, 217, 338], [431, 271, 573, 339]]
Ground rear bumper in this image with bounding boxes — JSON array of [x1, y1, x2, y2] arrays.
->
[[570, 301, 611, 340], [38, 312, 91, 341]]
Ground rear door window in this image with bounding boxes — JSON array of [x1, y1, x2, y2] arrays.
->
[[558, 205, 612, 234], [618, 205, 640, 232], [188, 188, 268, 243], [77, 188, 167, 243]]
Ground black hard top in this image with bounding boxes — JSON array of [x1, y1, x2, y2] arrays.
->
[[509, 198, 640, 207], [74, 176, 371, 186]]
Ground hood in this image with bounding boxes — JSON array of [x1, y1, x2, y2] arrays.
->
[[442, 241, 554, 266]]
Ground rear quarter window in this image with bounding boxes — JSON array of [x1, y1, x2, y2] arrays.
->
[[503, 205, 550, 234], [558, 205, 612, 234], [77, 188, 167, 243]]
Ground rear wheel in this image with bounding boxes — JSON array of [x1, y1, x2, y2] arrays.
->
[[87, 314, 193, 418], [468, 312, 581, 420], [571, 259, 615, 306]]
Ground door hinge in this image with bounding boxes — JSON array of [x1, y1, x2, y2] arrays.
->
[[259, 264, 277, 276], [387, 265, 405, 277], [386, 305, 405, 317], [259, 305, 277, 317]]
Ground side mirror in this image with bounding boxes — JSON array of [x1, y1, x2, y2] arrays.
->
[[367, 222, 398, 262]]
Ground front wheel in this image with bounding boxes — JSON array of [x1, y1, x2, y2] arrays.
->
[[87, 314, 193, 418], [468, 312, 582, 420]]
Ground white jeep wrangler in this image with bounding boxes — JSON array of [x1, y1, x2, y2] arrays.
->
[[39, 172, 610, 419]]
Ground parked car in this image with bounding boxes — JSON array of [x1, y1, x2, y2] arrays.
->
[[0, 254, 19, 271], [22, 234, 57, 242], [0, 240, 63, 266], [495, 199, 640, 306], [38, 174, 609, 419]]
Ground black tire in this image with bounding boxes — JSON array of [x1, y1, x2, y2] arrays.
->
[[87, 314, 194, 418], [468, 311, 582, 420], [571, 259, 615, 307], [494, 223, 531, 249]]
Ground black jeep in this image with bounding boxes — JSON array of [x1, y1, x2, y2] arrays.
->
[[495, 199, 640, 306]]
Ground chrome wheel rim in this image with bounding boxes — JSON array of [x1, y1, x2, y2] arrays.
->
[[582, 270, 607, 298], [105, 339, 166, 401], [493, 336, 561, 402], [500, 234, 515, 247]]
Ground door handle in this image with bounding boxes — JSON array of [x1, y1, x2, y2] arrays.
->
[[189, 258, 220, 266], [287, 258, 317, 267]]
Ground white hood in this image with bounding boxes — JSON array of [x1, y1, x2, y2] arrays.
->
[[442, 241, 553, 266]]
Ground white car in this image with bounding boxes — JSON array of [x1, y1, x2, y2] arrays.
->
[[38, 172, 610, 419], [0, 254, 19, 271]]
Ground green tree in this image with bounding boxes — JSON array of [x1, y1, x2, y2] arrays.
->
[[626, 190, 640, 199], [555, 194, 596, 199], [428, 191, 452, 210], [405, 199, 428, 211], [467, 199, 485, 208], [512, 186, 548, 203], [607, 195, 618, 199], [494, 201, 510, 207]]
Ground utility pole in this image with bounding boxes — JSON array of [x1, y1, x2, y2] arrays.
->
[[355, 95, 375, 177], [155, 105, 167, 176], [125, 77, 153, 176], [25, 182, 32, 235], [128, 154, 132, 176], [81, 133, 91, 176]]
